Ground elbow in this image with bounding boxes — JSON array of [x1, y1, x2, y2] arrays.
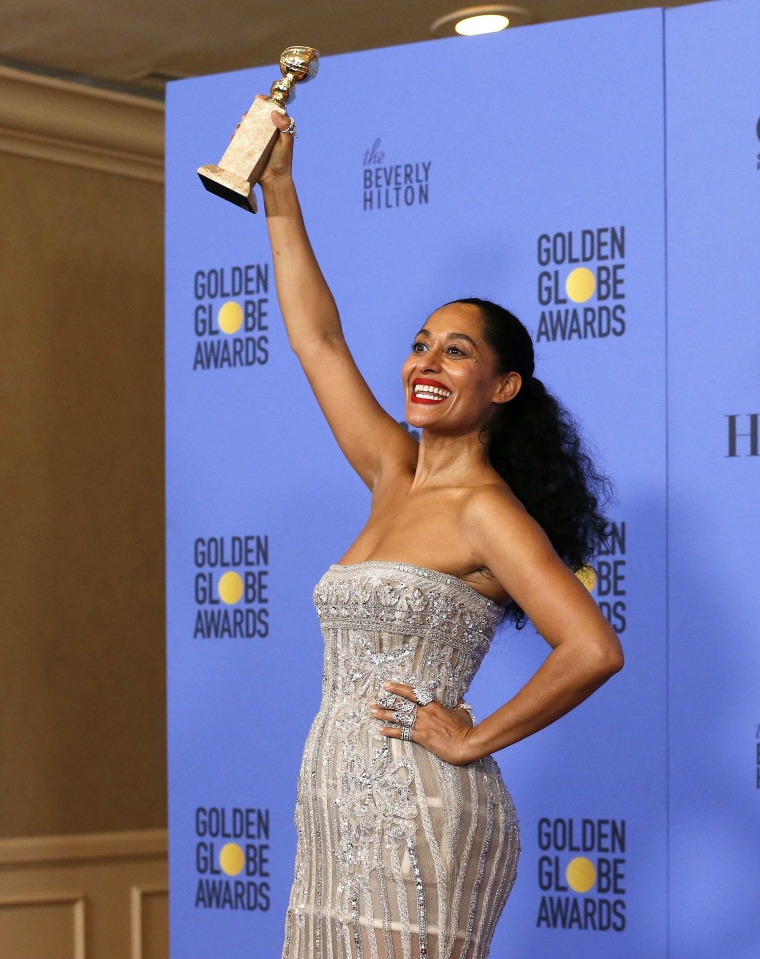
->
[[598, 640, 624, 681], [585, 637, 624, 684], [607, 647, 625, 678]]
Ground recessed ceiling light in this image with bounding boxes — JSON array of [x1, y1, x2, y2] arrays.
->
[[431, 5, 531, 38], [456, 14, 509, 35]]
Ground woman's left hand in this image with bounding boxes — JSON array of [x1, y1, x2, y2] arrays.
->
[[371, 682, 478, 766]]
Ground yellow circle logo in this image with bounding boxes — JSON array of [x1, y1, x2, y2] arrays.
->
[[575, 565, 597, 592], [566, 856, 596, 893], [218, 571, 244, 605], [219, 842, 245, 876], [218, 301, 244, 335], [565, 267, 596, 303]]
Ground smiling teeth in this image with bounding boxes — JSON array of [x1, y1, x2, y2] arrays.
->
[[414, 384, 451, 398]]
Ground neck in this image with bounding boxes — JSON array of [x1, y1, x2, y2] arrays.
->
[[411, 427, 492, 490]]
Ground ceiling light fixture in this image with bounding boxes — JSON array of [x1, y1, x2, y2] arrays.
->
[[456, 14, 509, 35], [431, 5, 531, 38]]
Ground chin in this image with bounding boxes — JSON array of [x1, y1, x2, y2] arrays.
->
[[405, 403, 433, 426], [407, 411, 447, 434]]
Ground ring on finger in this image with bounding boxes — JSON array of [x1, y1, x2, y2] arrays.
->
[[394, 699, 416, 717], [412, 685, 435, 707], [284, 117, 297, 137], [395, 705, 417, 728], [401, 725, 413, 742]]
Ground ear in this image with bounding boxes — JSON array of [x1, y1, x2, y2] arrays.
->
[[492, 371, 522, 405]]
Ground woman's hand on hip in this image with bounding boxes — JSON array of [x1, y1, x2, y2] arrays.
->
[[371, 682, 478, 766]]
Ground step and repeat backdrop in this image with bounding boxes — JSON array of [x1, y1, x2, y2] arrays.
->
[[165, 2, 758, 956], [665, 3, 760, 957]]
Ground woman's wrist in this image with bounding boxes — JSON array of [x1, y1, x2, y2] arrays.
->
[[260, 175, 298, 216], [260, 171, 294, 194], [459, 711, 516, 765]]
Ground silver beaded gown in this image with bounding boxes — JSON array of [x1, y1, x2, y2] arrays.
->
[[281, 561, 520, 959]]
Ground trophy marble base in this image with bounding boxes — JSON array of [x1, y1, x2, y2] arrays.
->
[[197, 97, 286, 214], [197, 165, 259, 212]]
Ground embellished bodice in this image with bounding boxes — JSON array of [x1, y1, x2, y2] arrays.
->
[[313, 561, 504, 710], [281, 561, 519, 959]]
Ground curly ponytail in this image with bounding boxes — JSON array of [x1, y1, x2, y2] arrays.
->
[[448, 298, 612, 626]]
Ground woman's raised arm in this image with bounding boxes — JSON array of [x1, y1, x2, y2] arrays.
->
[[260, 107, 417, 488]]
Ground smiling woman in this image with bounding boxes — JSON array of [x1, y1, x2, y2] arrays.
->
[[408, 297, 613, 626], [255, 104, 623, 959]]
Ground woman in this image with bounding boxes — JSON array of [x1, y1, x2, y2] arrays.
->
[[259, 105, 624, 959]]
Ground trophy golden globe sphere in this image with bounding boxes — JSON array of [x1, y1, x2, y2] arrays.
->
[[269, 46, 320, 108], [280, 46, 320, 83]]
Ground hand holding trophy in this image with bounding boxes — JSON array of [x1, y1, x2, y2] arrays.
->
[[197, 45, 319, 213]]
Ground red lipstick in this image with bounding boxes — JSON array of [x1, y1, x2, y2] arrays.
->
[[410, 377, 452, 405]]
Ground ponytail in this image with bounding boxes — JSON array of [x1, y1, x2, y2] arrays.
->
[[449, 299, 612, 626]]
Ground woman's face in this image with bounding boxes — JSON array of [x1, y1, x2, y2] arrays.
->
[[401, 303, 519, 433]]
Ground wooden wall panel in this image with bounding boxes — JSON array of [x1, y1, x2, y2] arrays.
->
[[131, 885, 169, 959], [0, 65, 166, 840], [0, 894, 85, 959], [0, 831, 167, 959]]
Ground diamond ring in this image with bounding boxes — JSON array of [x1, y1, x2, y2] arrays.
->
[[412, 685, 435, 707]]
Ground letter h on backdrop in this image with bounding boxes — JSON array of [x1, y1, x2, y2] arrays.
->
[[725, 414, 759, 457]]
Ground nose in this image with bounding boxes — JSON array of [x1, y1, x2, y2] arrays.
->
[[420, 345, 442, 373]]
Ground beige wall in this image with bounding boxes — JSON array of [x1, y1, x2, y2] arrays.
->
[[0, 68, 167, 839]]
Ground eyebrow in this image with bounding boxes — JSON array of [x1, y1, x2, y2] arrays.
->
[[416, 328, 479, 348]]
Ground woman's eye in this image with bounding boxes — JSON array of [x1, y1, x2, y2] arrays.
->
[[411, 341, 426, 352]]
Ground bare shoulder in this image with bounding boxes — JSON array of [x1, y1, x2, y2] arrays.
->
[[461, 480, 529, 532], [460, 479, 555, 568]]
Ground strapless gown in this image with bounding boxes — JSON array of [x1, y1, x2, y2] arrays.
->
[[280, 561, 520, 959]]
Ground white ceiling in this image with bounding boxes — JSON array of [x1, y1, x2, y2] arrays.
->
[[0, 0, 707, 96]]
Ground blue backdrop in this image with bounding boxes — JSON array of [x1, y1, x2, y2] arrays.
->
[[666, 3, 760, 958], [165, 2, 758, 955]]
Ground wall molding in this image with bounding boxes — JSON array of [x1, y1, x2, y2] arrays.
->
[[0, 65, 164, 182], [131, 882, 170, 959], [0, 892, 86, 959], [0, 829, 167, 959], [0, 828, 167, 865]]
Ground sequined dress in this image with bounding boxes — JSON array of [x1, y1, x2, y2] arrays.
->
[[281, 561, 520, 959]]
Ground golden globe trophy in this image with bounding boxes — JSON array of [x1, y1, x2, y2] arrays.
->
[[197, 45, 319, 213]]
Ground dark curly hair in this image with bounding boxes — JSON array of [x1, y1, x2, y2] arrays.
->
[[448, 298, 612, 627]]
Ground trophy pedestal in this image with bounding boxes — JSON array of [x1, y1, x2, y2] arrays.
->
[[197, 165, 258, 212], [197, 98, 286, 214]]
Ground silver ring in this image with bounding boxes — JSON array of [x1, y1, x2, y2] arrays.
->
[[394, 698, 416, 717], [395, 703, 417, 728], [284, 117, 297, 137], [412, 685, 435, 707], [401, 725, 413, 742]]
